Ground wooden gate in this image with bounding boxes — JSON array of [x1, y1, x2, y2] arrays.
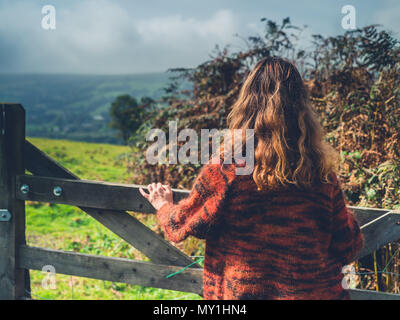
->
[[1, 103, 400, 300]]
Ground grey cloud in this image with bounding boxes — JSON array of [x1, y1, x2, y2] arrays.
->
[[0, 0, 397, 74], [0, 1, 241, 74]]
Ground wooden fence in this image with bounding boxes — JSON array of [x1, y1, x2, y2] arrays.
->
[[1, 103, 400, 300]]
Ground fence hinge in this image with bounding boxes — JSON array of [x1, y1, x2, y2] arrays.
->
[[0, 209, 11, 221]]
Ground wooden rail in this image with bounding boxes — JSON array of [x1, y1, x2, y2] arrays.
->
[[18, 245, 203, 294], [15, 174, 188, 214], [1, 103, 400, 300]]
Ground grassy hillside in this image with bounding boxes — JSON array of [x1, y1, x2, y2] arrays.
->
[[0, 73, 171, 144], [26, 137, 201, 300]]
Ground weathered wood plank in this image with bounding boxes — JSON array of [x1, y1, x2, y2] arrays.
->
[[349, 288, 400, 300], [18, 245, 203, 295], [349, 206, 390, 227], [16, 174, 187, 214], [355, 210, 400, 260], [18, 245, 400, 300], [16, 174, 392, 223], [24, 141, 197, 267], [0, 104, 30, 299]]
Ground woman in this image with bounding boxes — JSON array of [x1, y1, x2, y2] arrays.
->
[[139, 57, 364, 300]]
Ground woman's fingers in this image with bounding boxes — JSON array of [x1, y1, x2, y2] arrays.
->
[[139, 187, 149, 200], [162, 185, 172, 195], [140, 182, 173, 210], [144, 182, 170, 197], [156, 183, 163, 194]]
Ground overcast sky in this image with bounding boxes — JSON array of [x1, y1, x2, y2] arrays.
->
[[0, 0, 398, 74]]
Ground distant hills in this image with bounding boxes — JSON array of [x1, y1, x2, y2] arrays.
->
[[0, 73, 172, 144]]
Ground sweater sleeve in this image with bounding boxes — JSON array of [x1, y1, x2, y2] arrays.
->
[[156, 162, 236, 243], [328, 174, 364, 265]]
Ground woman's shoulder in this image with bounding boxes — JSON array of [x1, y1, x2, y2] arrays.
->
[[200, 155, 245, 185], [315, 171, 343, 200]]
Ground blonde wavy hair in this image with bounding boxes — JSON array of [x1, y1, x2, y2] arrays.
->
[[227, 57, 339, 191]]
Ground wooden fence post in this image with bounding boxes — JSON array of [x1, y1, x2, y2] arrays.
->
[[0, 103, 30, 299]]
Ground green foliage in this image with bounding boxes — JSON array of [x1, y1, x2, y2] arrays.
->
[[306, 26, 400, 209], [28, 137, 131, 182], [109, 95, 155, 144]]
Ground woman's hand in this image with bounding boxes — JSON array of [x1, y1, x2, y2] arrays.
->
[[139, 183, 173, 211]]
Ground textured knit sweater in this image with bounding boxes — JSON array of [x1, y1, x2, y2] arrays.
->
[[157, 161, 364, 300]]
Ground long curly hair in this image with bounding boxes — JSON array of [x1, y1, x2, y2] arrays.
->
[[227, 57, 340, 190]]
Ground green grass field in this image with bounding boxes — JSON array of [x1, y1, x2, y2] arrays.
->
[[26, 137, 202, 300]]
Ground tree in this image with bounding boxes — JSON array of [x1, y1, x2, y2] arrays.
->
[[109, 94, 154, 144]]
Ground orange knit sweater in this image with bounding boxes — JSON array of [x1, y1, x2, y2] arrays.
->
[[157, 162, 364, 300]]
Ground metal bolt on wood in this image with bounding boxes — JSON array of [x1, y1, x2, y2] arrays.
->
[[20, 184, 29, 194], [0, 210, 11, 221], [53, 186, 62, 197]]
